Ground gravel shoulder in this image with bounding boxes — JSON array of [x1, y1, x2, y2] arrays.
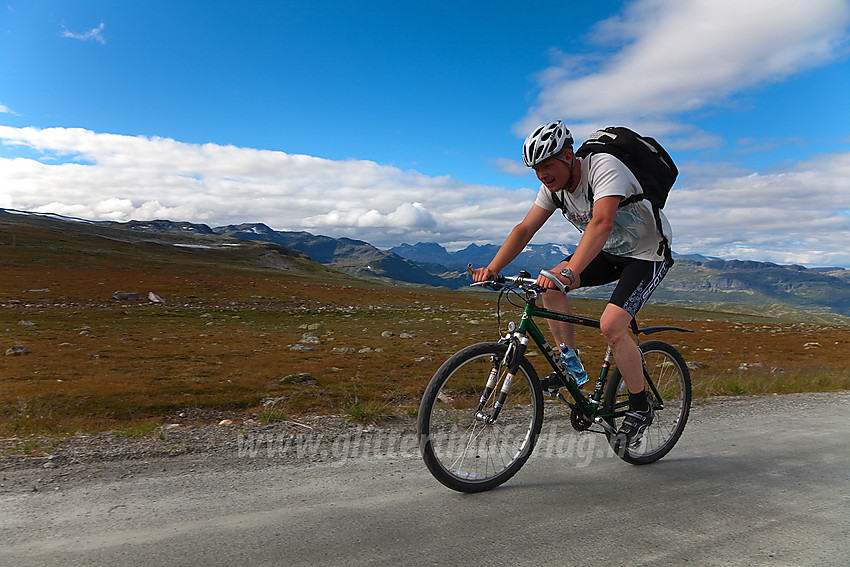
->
[[0, 411, 419, 492], [1, 391, 848, 493]]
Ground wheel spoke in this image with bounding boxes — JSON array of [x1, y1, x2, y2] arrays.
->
[[418, 343, 543, 492], [602, 340, 691, 464]]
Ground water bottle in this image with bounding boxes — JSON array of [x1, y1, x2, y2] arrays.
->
[[560, 344, 588, 386]]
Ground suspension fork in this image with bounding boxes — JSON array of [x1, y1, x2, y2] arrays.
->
[[475, 334, 529, 423]]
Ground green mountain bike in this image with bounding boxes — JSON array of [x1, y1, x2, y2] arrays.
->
[[417, 270, 692, 493]]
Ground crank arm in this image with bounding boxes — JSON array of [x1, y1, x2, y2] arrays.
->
[[593, 416, 619, 436]]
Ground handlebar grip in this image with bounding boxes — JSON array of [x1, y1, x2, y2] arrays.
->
[[468, 263, 505, 283]]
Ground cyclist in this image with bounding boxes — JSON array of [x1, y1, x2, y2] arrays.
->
[[471, 120, 673, 447]]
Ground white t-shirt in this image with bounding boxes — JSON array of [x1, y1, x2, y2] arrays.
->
[[533, 153, 672, 262]]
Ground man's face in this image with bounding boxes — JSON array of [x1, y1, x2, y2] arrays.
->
[[532, 154, 572, 192]]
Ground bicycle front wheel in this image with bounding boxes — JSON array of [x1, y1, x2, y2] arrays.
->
[[417, 342, 543, 493], [602, 340, 691, 465]]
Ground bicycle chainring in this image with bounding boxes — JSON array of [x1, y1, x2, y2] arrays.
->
[[570, 406, 593, 431]]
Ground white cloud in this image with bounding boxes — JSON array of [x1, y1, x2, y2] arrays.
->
[[490, 157, 532, 178], [518, 0, 850, 143], [668, 150, 850, 265], [60, 22, 106, 44], [1, 125, 849, 267], [305, 202, 436, 230], [0, 125, 536, 248]]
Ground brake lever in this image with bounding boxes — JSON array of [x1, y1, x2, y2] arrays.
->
[[539, 270, 568, 294]]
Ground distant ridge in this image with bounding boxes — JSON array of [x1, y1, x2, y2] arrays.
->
[[212, 225, 468, 288], [389, 241, 576, 274], [2, 208, 849, 318], [389, 241, 850, 317]]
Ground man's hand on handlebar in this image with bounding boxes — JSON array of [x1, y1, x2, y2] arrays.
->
[[470, 265, 497, 283], [536, 269, 580, 292]]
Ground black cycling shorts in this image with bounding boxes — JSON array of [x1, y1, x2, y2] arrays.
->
[[566, 251, 671, 317]]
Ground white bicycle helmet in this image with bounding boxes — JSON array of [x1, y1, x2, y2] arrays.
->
[[522, 120, 573, 167]]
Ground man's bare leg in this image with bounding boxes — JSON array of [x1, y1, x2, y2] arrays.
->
[[599, 303, 644, 394], [541, 290, 575, 349]]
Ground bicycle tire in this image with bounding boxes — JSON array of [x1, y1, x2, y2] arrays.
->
[[418, 342, 543, 492], [601, 340, 691, 465]]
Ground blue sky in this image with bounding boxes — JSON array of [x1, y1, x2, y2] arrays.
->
[[2, 0, 850, 268]]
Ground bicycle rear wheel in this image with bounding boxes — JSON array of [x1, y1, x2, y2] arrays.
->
[[418, 342, 543, 492], [602, 340, 691, 465]]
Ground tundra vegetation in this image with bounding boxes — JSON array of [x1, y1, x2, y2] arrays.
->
[[1, 214, 848, 438]]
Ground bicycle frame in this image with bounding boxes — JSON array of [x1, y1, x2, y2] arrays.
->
[[509, 291, 689, 435], [513, 297, 618, 423]]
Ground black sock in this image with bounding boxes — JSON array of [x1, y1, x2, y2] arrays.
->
[[628, 389, 649, 412]]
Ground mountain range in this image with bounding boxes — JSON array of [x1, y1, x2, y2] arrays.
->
[[389, 241, 850, 319], [3, 208, 849, 320]]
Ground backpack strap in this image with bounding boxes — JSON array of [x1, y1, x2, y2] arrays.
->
[[552, 189, 568, 218], [654, 205, 673, 265]]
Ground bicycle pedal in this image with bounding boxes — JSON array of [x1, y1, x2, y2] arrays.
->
[[539, 372, 566, 396]]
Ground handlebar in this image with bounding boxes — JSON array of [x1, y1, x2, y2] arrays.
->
[[468, 265, 567, 295], [470, 275, 537, 290]]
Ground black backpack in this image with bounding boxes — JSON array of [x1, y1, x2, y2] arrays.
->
[[555, 126, 677, 263]]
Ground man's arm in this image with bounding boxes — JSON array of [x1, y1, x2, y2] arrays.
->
[[472, 204, 552, 282]]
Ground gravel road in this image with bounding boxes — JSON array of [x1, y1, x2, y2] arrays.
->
[[2, 391, 849, 566]]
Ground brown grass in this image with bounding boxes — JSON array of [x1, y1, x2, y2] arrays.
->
[[1, 217, 849, 436]]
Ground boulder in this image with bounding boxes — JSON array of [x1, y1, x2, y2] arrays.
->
[[112, 291, 141, 301]]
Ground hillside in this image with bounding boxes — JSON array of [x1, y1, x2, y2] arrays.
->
[[215, 225, 468, 288], [114, 217, 850, 320], [109, 217, 468, 288], [0, 209, 335, 282]]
